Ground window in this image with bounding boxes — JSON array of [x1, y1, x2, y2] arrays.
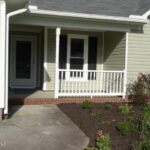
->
[[67, 34, 88, 80]]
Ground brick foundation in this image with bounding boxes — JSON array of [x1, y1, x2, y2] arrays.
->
[[9, 97, 130, 105]]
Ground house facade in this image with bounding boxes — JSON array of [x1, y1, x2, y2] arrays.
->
[[0, 0, 150, 117]]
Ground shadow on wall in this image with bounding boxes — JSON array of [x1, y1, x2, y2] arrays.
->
[[104, 31, 125, 63], [44, 67, 51, 83]]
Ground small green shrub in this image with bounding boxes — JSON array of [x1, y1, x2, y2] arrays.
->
[[86, 134, 111, 150], [117, 118, 135, 136], [96, 134, 111, 150], [118, 104, 133, 115], [81, 100, 93, 109], [85, 147, 95, 150], [128, 73, 150, 104]]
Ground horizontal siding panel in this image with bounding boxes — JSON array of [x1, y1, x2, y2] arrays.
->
[[127, 22, 150, 83], [104, 31, 125, 70]]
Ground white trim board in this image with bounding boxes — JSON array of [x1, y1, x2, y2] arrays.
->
[[0, 1, 6, 108]]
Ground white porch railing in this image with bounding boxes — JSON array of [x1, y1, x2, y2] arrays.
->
[[58, 69, 125, 97]]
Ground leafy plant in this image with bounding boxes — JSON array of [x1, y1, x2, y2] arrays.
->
[[81, 100, 93, 109], [117, 118, 135, 136], [128, 73, 150, 104], [86, 131, 111, 150], [85, 147, 95, 150], [96, 134, 111, 150], [118, 104, 133, 115]]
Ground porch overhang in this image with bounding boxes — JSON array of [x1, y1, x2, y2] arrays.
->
[[10, 13, 146, 33]]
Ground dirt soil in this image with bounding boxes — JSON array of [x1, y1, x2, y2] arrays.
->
[[58, 103, 142, 150]]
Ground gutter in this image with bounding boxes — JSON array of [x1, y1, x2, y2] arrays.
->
[[4, 8, 27, 114], [28, 6, 148, 24]]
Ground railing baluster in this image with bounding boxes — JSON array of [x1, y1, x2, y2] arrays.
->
[[114, 73, 117, 93], [102, 72, 104, 93], [113, 73, 115, 93], [89, 72, 92, 94], [93, 72, 96, 93], [79, 71, 81, 94], [60, 71, 63, 93], [96, 72, 98, 93], [119, 73, 122, 93], [116, 73, 118, 93], [104, 72, 106, 93], [64, 70, 66, 93]]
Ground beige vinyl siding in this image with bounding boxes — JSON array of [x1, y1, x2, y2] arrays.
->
[[127, 23, 150, 83], [104, 32, 125, 70], [46, 29, 56, 90]]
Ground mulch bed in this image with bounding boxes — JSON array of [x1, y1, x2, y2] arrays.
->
[[58, 103, 142, 150]]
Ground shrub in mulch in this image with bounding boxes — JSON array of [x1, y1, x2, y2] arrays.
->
[[128, 73, 150, 105]]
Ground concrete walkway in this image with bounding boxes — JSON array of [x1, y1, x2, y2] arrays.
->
[[0, 105, 89, 150]]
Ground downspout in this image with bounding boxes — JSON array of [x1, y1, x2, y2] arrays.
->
[[4, 8, 27, 114]]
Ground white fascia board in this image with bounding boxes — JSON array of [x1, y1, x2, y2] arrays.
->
[[129, 15, 147, 20], [28, 8, 148, 24]]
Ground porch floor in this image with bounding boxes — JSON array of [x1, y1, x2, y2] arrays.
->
[[9, 89, 54, 99]]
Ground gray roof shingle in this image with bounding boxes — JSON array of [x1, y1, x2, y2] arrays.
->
[[29, 0, 150, 17]]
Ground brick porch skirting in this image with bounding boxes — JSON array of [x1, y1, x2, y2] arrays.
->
[[9, 97, 130, 105]]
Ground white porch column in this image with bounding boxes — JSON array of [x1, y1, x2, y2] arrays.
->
[[43, 27, 48, 91], [0, 1, 6, 116], [55, 27, 61, 98], [123, 32, 129, 99]]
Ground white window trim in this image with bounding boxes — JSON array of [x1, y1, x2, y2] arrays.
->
[[66, 34, 89, 81]]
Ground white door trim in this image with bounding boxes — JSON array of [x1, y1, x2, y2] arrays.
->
[[10, 35, 37, 89]]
